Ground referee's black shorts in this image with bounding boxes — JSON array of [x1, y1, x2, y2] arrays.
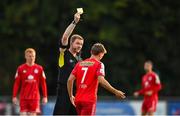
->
[[53, 84, 77, 115]]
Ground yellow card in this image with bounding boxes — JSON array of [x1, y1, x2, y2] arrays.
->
[[77, 8, 83, 14]]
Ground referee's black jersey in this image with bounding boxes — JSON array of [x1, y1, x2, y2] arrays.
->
[[57, 49, 82, 85]]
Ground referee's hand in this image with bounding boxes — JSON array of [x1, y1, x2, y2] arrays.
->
[[74, 13, 80, 24]]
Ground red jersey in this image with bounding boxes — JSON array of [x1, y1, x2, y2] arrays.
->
[[13, 63, 47, 100], [136, 72, 162, 101], [71, 58, 105, 103]]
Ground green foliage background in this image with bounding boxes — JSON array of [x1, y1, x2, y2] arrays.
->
[[0, 0, 180, 96]]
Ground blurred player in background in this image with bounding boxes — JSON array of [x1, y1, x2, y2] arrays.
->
[[12, 48, 48, 116], [53, 12, 84, 115], [134, 60, 162, 116], [67, 43, 126, 115]]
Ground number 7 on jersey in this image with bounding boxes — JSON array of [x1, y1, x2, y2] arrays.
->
[[81, 67, 88, 83]]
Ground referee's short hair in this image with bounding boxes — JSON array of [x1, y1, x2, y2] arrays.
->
[[70, 34, 84, 43], [91, 43, 107, 55]]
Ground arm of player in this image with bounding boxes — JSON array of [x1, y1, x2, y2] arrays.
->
[[40, 71, 48, 104], [135, 83, 162, 96], [60, 13, 81, 52], [146, 83, 162, 96], [135, 85, 156, 96], [135, 75, 162, 96], [98, 76, 126, 99], [134, 88, 151, 96], [151, 75, 162, 93], [152, 83, 162, 93], [12, 71, 21, 105], [67, 74, 76, 107]]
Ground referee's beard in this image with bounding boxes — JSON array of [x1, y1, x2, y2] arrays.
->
[[72, 47, 82, 54]]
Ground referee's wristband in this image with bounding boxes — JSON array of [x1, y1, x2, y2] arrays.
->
[[72, 20, 77, 25]]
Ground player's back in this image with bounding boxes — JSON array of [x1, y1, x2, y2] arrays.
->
[[72, 58, 105, 103]]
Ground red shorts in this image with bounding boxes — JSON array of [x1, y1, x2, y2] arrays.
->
[[20, 100, 40, 113], [142, 99, 157, 113], [75, 101, 96, 115]]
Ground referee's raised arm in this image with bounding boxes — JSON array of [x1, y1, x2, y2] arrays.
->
[[60, 13, 81, 52]]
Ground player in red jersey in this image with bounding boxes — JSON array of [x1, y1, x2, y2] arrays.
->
[[12, 48, 48, 116], [134, 60, 162, 116], [67, 43, 126, 115]]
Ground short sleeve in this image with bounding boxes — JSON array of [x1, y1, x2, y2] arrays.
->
[[15, 70, 18, 79], [39, 66, 46, 79], [155, 74, 160, 84], [71, 63, 79, 77], [39, 66, 47, 97], [41, 67, 46, 79], [96, 63, 105, 77], [15, 67, 20, 79]]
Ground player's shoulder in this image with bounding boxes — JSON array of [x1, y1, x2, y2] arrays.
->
[[34, 63, 44, 70], [94, 59, 104, 67], [151, 71, 159, 78], [85, 58, 103, 65], [151, 71, 158, 75], [17, 63, 27, 70], [87, 58, 103, 64]]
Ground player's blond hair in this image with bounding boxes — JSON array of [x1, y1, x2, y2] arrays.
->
[[25, 48, 36, 55], [91, 43, 107, 55]]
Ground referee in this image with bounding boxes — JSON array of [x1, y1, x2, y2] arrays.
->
[[53, 13, 84, 115]]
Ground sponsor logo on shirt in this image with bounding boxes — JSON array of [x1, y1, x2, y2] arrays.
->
[[25, 75, 36, 82], [80, 61, 94, 66], [28, 75, 34, 80]]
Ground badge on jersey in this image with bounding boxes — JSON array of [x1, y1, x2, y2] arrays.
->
[[34, 69, 39, 74]]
